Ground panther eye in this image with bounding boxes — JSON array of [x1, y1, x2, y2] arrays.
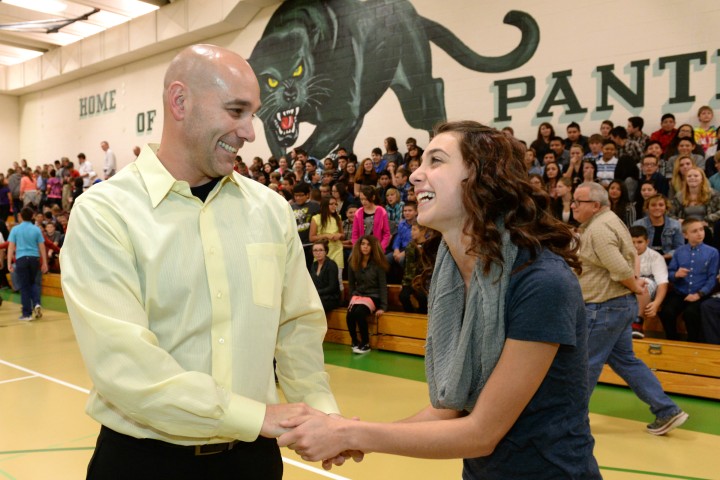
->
[[267, 77, 279, 88], [292, 64, 303, 77]]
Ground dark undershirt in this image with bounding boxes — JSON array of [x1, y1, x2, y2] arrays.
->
[[190, 177, 221, 203], [652, 222, 664, 253]]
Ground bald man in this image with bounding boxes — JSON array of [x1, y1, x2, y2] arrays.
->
[[61, 45, 345, 479]]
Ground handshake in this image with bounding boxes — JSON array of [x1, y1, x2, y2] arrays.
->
[[261, 403, 365, 471]]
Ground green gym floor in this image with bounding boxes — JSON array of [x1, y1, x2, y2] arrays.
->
[[1, 293, 718, 479]]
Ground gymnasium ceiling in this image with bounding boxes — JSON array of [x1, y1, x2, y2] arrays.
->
[[0, 0, 168, 66]]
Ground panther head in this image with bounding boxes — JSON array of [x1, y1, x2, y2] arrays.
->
[[249, 30, 330, 149]]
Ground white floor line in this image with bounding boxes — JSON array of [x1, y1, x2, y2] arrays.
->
[[0, 357, 352, 479], [0, 374, 37, 385], [282, 457, 352, 480], [0, 359, 90, 394]]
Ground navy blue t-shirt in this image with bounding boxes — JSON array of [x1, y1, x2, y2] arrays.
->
[[463, 248, 601, 479]]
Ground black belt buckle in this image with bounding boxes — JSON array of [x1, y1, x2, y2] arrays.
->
[[194, 441, 238, 456]]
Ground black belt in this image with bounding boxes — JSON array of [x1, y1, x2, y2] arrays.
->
[[100, 426, 241, 456]]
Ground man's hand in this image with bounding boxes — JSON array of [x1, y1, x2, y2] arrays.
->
[[278, 414, 365, 467], [260, 403, 325, 438], [644, 301, 659, 318], [675, 267, 690, 279]]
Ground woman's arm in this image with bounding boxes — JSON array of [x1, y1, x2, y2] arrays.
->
[[309, 217, 320, 242], [278, 339, 558, 461]]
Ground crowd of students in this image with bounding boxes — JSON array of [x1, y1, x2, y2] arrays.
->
[[5, 106, 720, 345]]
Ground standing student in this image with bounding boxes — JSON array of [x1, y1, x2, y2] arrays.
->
[[278, 122, 601, 479], [8, 207, 48, 321], [60, 44, 351, 480]]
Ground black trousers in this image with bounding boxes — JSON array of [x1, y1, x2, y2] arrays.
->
[[87, 426, 282, 480], [346, 302, 377, 346], [658, 290, 705, 342]]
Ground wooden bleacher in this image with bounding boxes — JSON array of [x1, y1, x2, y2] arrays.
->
[[327, 282, 720, 400], [7, 272, 63, 297]]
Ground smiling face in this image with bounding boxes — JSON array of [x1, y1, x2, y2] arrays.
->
[[647, 198, 667, 219], [678, 157, 694, 176], [175, 47, 260, 184], [410, 132, 468, 236], [640, 183, 657, 199], [685, 168, 703, 189], [677, 139, 694, 156], [608, 182, 622, 200]]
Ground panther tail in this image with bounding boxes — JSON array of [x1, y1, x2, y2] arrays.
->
[[422, 10, 539, 73]]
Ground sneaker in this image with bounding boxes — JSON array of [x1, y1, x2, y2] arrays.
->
[[33, 304, 43, 319], [646, 410, 689, 435], [357, 345, 371, 354], [351, 344, 362, 354], [18, 315, 34, 322], [632, 329, 645, 339]]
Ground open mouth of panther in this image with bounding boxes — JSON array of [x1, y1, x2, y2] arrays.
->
[[272, 106, 300, 146]]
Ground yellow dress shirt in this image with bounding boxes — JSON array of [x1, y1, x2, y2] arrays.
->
[[60, 144, 338, 445], [577, 208, 637, 304]]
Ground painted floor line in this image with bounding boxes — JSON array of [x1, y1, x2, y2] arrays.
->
[[599, 465, 711, 480], [282, 457, 351, 480], [0, 359, 90, 394], [0, 375, 36, 386], [0, 358, 348, 479]]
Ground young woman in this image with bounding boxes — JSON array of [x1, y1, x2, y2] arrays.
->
[[278, 122, 600, 479], [331, 181, 354, 220], [665, 123, 705, 160], [581, 159, 598, 183], [345, 235, 388, 354], [635, 180, 658, 219], [670, 166, 720, 245], [338, 161, 356, 194], [632, 194, 684, 260], [542, 161, 560, 199], [600, 119, 614, 139], [309, 197, 345, 283], [563, 144, 585, 188], [383, 137, 404, 166], [551, 177, 578, 226], [291, 159, 305, 183], [529, 122, 554, 161], [528, 173, 544, 190], [608, 179, 636, 227], [669, 155, 695, 200], [351, 185, 391, 251], [309, 240, 341, 312], [666, 137, 706, 176], [353, 158, 378, 197]]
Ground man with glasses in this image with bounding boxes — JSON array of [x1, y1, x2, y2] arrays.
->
[[572, 182, 688, 436]]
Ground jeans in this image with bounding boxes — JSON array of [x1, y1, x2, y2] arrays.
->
[[15, 256, 40, 317], [586, 294, 679, 418]]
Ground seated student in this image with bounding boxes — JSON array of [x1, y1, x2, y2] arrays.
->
[[352, 185, 391, 251], [542, 161, 561, 199], [708, 153, 720, 191], [551, 177, 578, 227], [341, 203, 359, 273], [309, 240, 341, 312], [700, 276, 720, 345], [630, 226, 669, 339], [346, 235, 389, 354], [635, 180, 658, 220], [371, 147, 388, 174], [549, 136, 570, 171], [600, 119, 614, 140], [309, 196, 344, 282], [583, 134, 604, 163], [562, 144, 585, 189], [524, 147, 543, 176], [399, 222, 435, 314], [387, 202, 418, 274], [564, 122, 589, 153], [596, 140, 619, 187], [669, 166, 720, 245], [666, 137, 706, 175], [658, 218, 719, 342], [530, 122, 554, 161], [393, 167, 411, 202], [376, 170, 393, 205], [581, 159, 598, 184], [384, 187, 404, 235], [636, 153, 669, 199], [650, 113, 678, 154], [608, 180, 636, 227], [633, 194, 684, 261], [528, 173, 544, 191], [694, 105, 717, 154]]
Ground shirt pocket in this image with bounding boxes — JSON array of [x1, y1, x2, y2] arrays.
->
[[245, 243, 285, 309]]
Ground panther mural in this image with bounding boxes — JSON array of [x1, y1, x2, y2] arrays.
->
[[248, 0, 540, 159]]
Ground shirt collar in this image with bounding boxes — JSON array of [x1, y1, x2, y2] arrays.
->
[[135, 144, 239, 208]]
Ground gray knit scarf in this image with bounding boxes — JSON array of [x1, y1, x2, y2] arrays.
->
[[425, 227, 518, 412]]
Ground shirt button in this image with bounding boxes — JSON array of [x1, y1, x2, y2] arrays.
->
[[219, 338, 225, 344], [217, 291, 222, 298]]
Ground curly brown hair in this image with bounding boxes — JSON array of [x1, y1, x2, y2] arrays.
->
[[349, 235, 389, 272], [415, 121, 581, 287]]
